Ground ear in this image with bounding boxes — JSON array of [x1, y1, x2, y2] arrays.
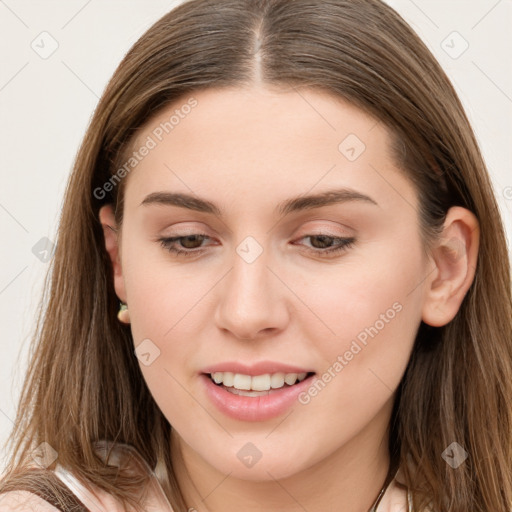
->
[[421, 206, 480, 327], [99, 204, 127, 303]]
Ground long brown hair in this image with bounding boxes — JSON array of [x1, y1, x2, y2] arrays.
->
[[1, 0, 511, 511]]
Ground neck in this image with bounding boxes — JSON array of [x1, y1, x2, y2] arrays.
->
[[170, 399, 394, 512]]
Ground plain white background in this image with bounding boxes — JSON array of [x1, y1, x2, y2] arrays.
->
[[0, 0, 511, 469]]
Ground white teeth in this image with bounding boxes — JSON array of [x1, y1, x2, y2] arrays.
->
[[212, 373, 223, 384], [233, 374, 252, 390], [210, 371, 309, 391], [270, 373, 285, 388], [252, 374, 271, 391], [222, 372, 234, 387], [284, 373, 298, 385]]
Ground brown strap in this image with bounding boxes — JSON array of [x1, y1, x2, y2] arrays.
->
[[3, 469, 90, 512]]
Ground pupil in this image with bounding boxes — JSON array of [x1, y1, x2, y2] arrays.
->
[[311, 235, 332, 249], [182, 235, 204, 249]]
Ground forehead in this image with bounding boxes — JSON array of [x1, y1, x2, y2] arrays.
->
[[121, 85, 413, 214], [129, 85, 387, 155]]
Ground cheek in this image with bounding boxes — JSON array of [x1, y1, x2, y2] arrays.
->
[[291, 237, 425, 355], [121, 232, 207, 337], [119, 237, 210, 419], [293, 241, 425, 428], [290, 243, 424, 455]]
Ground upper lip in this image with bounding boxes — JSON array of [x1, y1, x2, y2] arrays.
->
[[201, 361, 314, 376]]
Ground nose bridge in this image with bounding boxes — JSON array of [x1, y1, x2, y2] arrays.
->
[[214, 233, 288, 339]]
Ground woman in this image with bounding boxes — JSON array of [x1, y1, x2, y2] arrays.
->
[[1, 0, 511, 511]]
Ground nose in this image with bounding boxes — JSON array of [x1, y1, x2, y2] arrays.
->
[[214, 244, 290, 340]]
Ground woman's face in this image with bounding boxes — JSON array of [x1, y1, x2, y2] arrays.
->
[[107, 85, 430, 480]]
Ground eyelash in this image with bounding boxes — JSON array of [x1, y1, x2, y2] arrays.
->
[[158, 233, 355, 258]]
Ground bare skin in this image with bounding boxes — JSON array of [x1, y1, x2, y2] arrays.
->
[[100, 85, 479, 512]]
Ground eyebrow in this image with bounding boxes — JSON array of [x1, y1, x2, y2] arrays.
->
[[140, 187, 378, 217]]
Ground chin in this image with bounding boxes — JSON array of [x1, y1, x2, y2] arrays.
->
[[197, 439, 315, 482]]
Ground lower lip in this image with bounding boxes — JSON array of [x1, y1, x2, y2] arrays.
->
[[200, 373, 315, 422]]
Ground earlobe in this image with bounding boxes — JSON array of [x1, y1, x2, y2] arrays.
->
[[98, 204, 127, 303], [421, 206, 480, 327]]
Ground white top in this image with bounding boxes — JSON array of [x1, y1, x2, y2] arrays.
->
[[0, 442, 414, 511]]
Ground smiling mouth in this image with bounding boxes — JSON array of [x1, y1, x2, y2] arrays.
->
[[205, 371, 316, 396]]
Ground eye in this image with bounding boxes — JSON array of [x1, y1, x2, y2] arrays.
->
[[295, 234, 356, 257], [158, 234, 212, 256], [158, 233, 356, 258]]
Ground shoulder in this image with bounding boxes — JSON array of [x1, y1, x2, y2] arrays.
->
[[0, 484, 128, 512], [0, 490, 62, 512], [0, 442, 168, 512]]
